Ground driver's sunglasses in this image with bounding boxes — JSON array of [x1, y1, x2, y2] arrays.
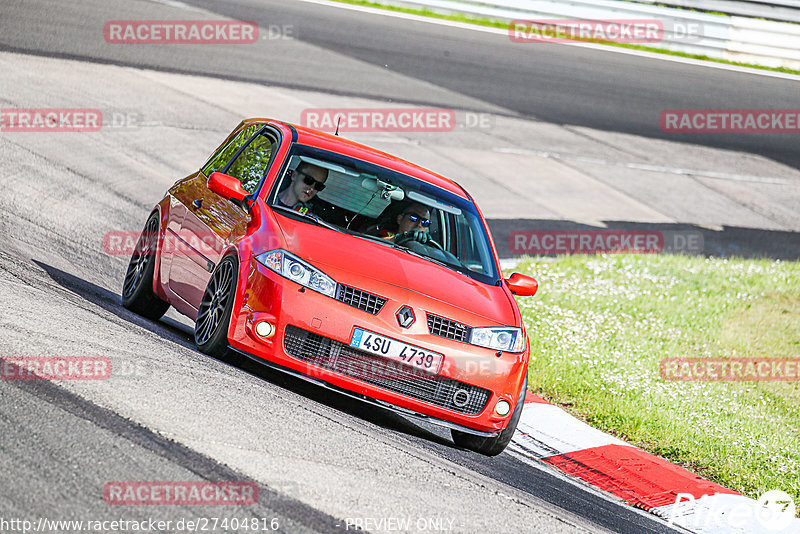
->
[[297, 171, 326, 191], [404, 213, 431, 227]]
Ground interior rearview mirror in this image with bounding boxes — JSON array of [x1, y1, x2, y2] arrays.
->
[[361, 177, 405, 201]]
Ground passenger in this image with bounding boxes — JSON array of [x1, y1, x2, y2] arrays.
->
[[276, 162, 328, 214]]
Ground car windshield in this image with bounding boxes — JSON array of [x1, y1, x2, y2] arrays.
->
[[268, 145, 499, 284]]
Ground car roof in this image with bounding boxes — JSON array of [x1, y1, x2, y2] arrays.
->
[[243, 118, 471, 200]]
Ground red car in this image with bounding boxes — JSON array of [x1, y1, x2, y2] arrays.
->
[[122, 118, 538, 455]]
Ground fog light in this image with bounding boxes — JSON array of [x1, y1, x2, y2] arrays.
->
[[255, 320, 275, 338], [494, 400, 511, 416]]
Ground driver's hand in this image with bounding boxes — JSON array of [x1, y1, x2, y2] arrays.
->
[[397, 230, 430, 244]]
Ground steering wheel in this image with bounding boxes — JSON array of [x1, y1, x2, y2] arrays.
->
[[396, 233, 444, 251], [424, 238, 444, 251]]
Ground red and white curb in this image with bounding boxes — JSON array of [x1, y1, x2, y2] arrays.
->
[[509, 394, 799, 533]]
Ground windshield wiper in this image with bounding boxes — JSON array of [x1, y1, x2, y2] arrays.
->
[[355, 233, 392, 245], [442, 261, 473, 276], [271, 205, 339, 232]]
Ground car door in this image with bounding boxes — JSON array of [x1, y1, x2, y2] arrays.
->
[[168, 125, 278, 311]]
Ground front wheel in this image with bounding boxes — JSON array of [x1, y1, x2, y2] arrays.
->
[[121, 213, 170, 320], [451, 375, 527, 456], [195, 255, 238, 359]]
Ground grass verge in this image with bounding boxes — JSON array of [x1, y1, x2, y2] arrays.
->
[[331, 0, 800, 76], [510, 254, 799, 504]]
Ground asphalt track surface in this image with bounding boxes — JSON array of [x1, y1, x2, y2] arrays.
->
[[0, 0, 795, 532], [2, 0, 798, 169]]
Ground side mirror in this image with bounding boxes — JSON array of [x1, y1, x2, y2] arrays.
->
[[506, 272, 538, 296], [208, 172, 248, 203]]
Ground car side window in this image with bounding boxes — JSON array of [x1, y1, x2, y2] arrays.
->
[[201, 124, 260, 178], [223, 132, 276, 194]]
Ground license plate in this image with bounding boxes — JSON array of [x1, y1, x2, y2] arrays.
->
[[350, 328, 443, 374]]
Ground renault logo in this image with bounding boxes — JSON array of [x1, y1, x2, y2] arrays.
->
[[396, 306, 415, 328], [453, 389, 470, 408]]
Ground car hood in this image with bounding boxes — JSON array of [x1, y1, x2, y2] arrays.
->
[[271, 213, 518, 327]]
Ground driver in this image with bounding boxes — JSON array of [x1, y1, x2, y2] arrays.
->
[[390, 201, 433, 245], [276, 162, 328, 214]]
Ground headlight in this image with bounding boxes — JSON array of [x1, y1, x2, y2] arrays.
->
[[255, 249, 337, 298], [469, 327, 525, 353]]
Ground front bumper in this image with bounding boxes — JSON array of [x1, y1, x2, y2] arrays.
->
[[228, 257, 528, 434], [230, 345, 499, 437]]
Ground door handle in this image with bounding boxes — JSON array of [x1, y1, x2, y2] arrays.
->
[[191, 199, 203, 209]]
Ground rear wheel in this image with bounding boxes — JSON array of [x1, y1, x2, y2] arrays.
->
[[451, 375, 527, 456], [194, 255, 238, 359], [121, 213, 169, 320]]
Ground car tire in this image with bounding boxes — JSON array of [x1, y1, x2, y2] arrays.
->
[[121, 213, 170, 321], [451, 375, 527, 456], [194, 254, 239, 359]]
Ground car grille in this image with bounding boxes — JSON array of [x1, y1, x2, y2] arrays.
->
[[336, 284, 386, 315], [427, 313, 471, 343], [283, 325, 490, 415]]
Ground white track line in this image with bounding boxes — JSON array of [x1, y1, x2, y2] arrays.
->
[[297, 0, 800, 81], [492, 147, 792, 184], [146, 0, 800, 81]]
